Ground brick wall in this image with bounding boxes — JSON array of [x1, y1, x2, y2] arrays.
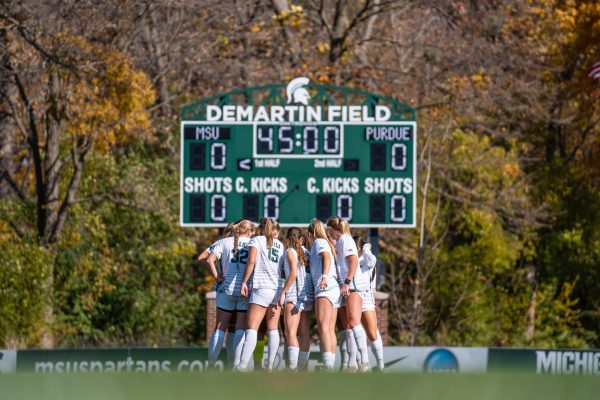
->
[[374, 292, 389, 344], [205, 291, 216, 344]]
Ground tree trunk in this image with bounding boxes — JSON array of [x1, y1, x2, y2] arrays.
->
[[525, 264, 537, 342], [0, 28, 16, 199], [42, 71, 64, 245]]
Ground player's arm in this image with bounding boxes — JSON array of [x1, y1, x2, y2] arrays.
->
[[279, 249, 298, 306], [341, 254, 358, 296], [320, 251, 331, 290], [240, 246, 257, 297], [197, 249, 210, 271], [362, 243, 377, 269], [206, 252, 224, 284]]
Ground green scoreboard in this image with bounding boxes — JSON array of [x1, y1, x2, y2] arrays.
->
[[180, 80, 417, 228]]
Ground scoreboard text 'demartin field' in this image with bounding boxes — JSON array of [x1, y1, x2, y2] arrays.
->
[[180, 78, 417, 228]]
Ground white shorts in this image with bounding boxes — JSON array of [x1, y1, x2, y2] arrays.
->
[[314, 277, 341, 308], [285, 298, 314, 312], [285, 290, 314, 312], [249, 288, 280, 308], [216, 292, 249, 312], [361, 291, 375, 312], [340, 289, 368, 307]]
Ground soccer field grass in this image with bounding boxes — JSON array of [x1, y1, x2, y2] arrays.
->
[[1, 372, 598, 400]]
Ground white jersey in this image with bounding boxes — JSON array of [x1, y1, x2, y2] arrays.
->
[[206, 239, 223, 292], [335, 234, 368, 291], [283, 247, 314, 303], [209, 236, 252, 296], [249, 236, 285, 290], [309, 238, 338, 288], [207, 239, 223, 263], [358, 244, 377, 291]]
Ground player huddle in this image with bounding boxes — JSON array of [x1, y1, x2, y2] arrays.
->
[[199, 217, 385, 372]]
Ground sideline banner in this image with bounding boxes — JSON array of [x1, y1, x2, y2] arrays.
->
[[0, 349, 17, 373], [487, 348, 600, 375], [8, 348, 224, 374], [1, 346, 486, 374], [3, 346, 599, 374]]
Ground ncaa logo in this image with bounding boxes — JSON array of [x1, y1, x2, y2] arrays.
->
[[423, 349, 459, 373]]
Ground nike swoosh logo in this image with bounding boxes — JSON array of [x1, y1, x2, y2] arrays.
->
[[384, 356, 408, 368]]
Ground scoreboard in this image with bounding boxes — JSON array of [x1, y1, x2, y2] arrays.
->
[[180, 119, 416, 228]]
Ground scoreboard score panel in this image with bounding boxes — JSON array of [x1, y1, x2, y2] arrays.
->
[[180, 120, 416, 227]]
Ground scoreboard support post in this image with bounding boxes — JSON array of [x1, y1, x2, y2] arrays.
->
[[369, 227, 379, 255]]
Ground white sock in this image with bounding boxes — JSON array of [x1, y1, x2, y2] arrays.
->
[[288, 346, 300, 370], [346, 329, 358, 368], [233, 329, 246, 367], [267, 330, 280, 370], [298, 351, 310, 371], [225, 330, 235, 368], [352, 324, 370, 367], [371, 331, 385, 370], [208, 329, 225, 366], [322, 352, 335, 370], [238, 329, 257, 370], [340, 330, 349, 367]]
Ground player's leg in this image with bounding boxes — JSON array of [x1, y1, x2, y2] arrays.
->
[[225, 312, 237, 368], [316, 297, 336, 370], [265, 302, 282, 371], [339, 306, 357, 370], [362, 310, 384, 371], [297, 307, 312, 371], [284, 303, 301, 369], [208, 307, 233, 367], [232, 302, 248, 368], [327, 303, 339, 370], [238, 302, 268, 370], [253, 319, 267, 371], [347, 291, 370, 371]]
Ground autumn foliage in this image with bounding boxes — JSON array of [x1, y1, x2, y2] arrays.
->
[[1, 0, 600, 348]]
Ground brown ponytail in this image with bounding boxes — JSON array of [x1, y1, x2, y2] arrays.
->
[[285, 227, 307, 266]]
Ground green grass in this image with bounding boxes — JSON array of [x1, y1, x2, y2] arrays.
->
[[1, 372, 599, 400]]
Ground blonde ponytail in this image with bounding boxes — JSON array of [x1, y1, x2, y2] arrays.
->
[[326, 216, 351, 235], [308, 219, 337, 259], [259, 217, 280, 249], [233, 220, 256, 256]]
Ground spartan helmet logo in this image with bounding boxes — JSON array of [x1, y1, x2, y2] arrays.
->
[[286, 77, 310, 105]]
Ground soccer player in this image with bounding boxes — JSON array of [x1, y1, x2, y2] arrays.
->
[[281, 227, 314, 370], [326, 217, 371, 372], [198, 221, 236, 368], [205, 220, 256, 368], [238, 218, 285, 371], [307, 219, 340, 371], [354, 236, 385, 372]]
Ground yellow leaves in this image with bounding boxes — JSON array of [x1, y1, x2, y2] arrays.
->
[[316, 42, 330, 54], [470, 67, 492, 88], [216, 33, 229, 47], [62, 36, 155, 152], [196, 275, 215, 293], [249, 22, 266, 33], [502, 163, 520, 179], [0, 220, 17, 243], [271, 3, 307, 28]]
